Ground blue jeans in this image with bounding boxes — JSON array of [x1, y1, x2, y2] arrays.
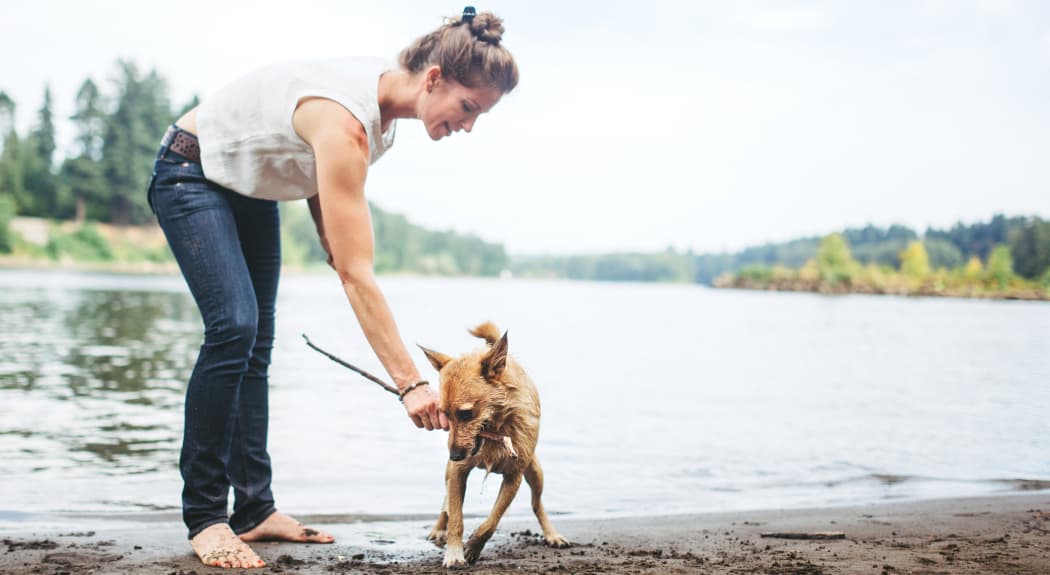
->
[[148, 128, 281, 539]]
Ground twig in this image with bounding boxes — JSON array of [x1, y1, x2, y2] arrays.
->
[[301, 333, 399, 395], [478, 430, 518, 458]]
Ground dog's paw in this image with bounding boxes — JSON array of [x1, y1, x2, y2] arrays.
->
[[443, 547, 468, 569], [545, 533, 570, 548], [464, 541, 482, 564], [427, 528, 447, 548], [465, 534, 494, 564]]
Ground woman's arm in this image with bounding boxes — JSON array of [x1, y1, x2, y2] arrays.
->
[[294, 97, 448, 431]]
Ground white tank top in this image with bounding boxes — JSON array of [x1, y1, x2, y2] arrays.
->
[[196, 57, 398, 201]]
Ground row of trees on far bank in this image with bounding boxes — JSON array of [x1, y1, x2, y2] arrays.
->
[[511, 215, 1050, 291], [714, 223, 1050, 300]]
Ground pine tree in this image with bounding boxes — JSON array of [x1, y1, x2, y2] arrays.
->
[[1009, 218, 1050, 280], [0, 92, 26, 214], [101, 61, 174, 225], [64, 78, 109, 221], [23, 85, 65, 217]]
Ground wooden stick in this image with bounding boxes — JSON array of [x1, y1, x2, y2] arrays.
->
[[478, 430, 518, 458], [302, 333, 400, 396], [760, 532, 846, 540]]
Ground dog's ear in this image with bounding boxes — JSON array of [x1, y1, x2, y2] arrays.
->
[[481, 331, 509, 381], [418, 344, 453, 371]]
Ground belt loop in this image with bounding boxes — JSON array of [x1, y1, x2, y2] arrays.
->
[[159, 125, 176, 161]]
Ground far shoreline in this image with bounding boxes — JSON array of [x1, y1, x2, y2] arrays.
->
[[713, 277, 1050, 302]]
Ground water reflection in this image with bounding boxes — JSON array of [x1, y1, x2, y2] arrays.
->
[[0, 277, 200, 477]]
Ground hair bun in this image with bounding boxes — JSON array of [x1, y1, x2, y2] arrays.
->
[[468, 12, 504, 45]]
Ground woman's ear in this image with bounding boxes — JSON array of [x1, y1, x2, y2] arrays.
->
[[425, 65, 442, 92]]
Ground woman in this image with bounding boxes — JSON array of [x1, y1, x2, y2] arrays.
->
[[147, 8, 518, 569]]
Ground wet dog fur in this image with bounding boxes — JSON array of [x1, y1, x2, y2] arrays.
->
[[420, 322, 569, 568]]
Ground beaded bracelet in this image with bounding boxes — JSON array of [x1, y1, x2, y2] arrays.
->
[[398, 380, 429, 402]]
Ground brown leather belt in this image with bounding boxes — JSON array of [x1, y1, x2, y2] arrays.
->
[[161, 125, 201, 163]]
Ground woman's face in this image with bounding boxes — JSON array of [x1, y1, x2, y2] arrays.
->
[[419, 68, 504, 140]]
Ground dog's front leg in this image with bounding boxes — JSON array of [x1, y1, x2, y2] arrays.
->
[[464, 473, 523, 564], [442, 464, 471, 569]]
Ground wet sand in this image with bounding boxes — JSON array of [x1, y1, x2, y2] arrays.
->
[[3, 493, 1048, 574]]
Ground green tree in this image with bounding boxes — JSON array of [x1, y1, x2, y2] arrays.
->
[[925, 214, 1027, 262], [816, 233, 856, 284], [71, 79, 106, 161], [0, 91, 14, 137], [22, 85, 66, 217], [962, 256, 983, 281], [279, 202, 327, 266], [899, 241, 930, 278], [1009, 218, 1050, 280], [923, 237, 963, 269], [101, 61, 173, 225], [33, 85, 56, 167], [0, 92, 26, 212], [986, 244, 1014, 288], [64, 78, 109, 221]]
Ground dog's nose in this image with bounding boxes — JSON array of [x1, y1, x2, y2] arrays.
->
[[449, 448, 467, 461]]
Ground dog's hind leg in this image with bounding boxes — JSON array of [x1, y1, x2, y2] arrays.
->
[[524, 458, 570, 548], [442, 465, 472, 569], [464, 473, 523, 564]]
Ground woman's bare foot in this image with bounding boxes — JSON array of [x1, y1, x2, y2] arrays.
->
[[190, 523, 266, 569], [238, 511, 335, 544]]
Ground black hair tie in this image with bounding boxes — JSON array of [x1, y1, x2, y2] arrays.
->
[[461, 5, 476, 24]]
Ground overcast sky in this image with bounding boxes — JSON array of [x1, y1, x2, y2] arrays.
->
[[4, 0, 1049, 254]]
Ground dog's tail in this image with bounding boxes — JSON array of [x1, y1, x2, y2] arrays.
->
[[469, 322, 501, 346]]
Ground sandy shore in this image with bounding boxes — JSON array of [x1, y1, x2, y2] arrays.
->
[[2, 493, 1048, 574]]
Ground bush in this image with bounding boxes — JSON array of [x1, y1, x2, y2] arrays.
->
[[738, 265, 774, 283], [899, 241, 931, 279], [46, 223, 114, 262], [816, 234, 857, 284], [986, 244, 1013, 289], [107, 235, 172, 264]]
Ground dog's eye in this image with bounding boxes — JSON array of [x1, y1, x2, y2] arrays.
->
[[455, 409, 474, 421]]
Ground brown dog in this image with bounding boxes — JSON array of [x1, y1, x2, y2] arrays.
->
[[420, 322, 569, 568]]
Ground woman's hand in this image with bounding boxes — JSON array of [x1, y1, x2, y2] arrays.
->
[[402, 385, 449, 431]]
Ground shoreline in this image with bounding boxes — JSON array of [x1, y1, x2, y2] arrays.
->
[[714, 278, 1050, 302], [4, 261, 1049, 302], [3, 493, 1048, 574]]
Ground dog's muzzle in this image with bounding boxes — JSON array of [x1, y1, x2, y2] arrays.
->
[[449, 436, 482, 461]]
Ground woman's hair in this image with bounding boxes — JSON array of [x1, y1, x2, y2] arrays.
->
[[399, 10, 518, 94]]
